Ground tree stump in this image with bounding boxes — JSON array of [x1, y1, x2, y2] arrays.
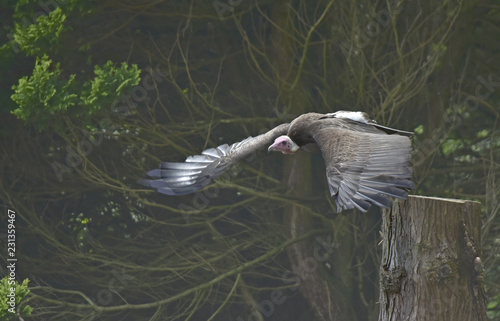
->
[[379, 195, 487, 321]]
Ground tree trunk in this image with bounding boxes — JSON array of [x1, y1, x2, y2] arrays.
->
[[379, 195, 487, 321], [284, 151, 356, 321]]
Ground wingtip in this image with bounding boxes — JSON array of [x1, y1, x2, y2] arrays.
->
[[137, 178, 153, 187]]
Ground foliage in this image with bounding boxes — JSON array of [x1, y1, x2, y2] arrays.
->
[[11, 55, 141, 131], [11, 55, 78, 129], [0, 277, 32, 321], [0, 0, 94, 56], [488, 292, 500, 320], [14, 6, 66, 55], [80, 61, 142, 115]]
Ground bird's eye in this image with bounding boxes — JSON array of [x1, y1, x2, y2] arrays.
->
[[281, 141, 286, 146]]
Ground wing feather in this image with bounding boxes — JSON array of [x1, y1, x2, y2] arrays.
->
[[138, 123, 290, 195], [314, 126, 414, 212]]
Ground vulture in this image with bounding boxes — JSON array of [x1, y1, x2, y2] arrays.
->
[[138, 111, 415, 212]]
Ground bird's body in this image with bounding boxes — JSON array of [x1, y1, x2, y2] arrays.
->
[[139, 111, 415, 212]]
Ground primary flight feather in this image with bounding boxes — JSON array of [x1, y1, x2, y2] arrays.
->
[[138, 111, 415, 212]]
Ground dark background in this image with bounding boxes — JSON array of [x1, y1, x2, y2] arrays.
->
[[0, 0, 499, 320]]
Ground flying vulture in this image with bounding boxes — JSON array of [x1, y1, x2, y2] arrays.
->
[[139, 111, 415, 212]]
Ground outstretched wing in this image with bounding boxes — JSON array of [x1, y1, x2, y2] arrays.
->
[[138, 123, 290, 195], [138, 139, 248, 195], [312, 120, 415, 212]]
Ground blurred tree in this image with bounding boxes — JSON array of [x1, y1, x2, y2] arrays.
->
[[0, 0, 498, 320]]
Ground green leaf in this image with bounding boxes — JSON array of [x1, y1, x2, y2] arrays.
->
[[11, 55, 79, 130], [441, 139, 464, 156], [14, 7, 67, 55], [0, 277, 32, 320], [11, 56, 142, 132], [80, 61, 141, 113], [414, 124, 424, 135]]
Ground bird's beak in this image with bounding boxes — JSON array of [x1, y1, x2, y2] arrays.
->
[[267, 144, 277, 153]]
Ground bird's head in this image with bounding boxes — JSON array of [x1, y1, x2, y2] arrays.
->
[[268, 135, 300, 154]]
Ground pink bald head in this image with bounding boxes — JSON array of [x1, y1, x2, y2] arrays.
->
[[268, 135, 300, 154]]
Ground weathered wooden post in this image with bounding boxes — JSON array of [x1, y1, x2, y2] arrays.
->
[[379, 195, 487, 321]]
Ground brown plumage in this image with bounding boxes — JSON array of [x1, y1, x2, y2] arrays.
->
[[139, 111, 415, 212]]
